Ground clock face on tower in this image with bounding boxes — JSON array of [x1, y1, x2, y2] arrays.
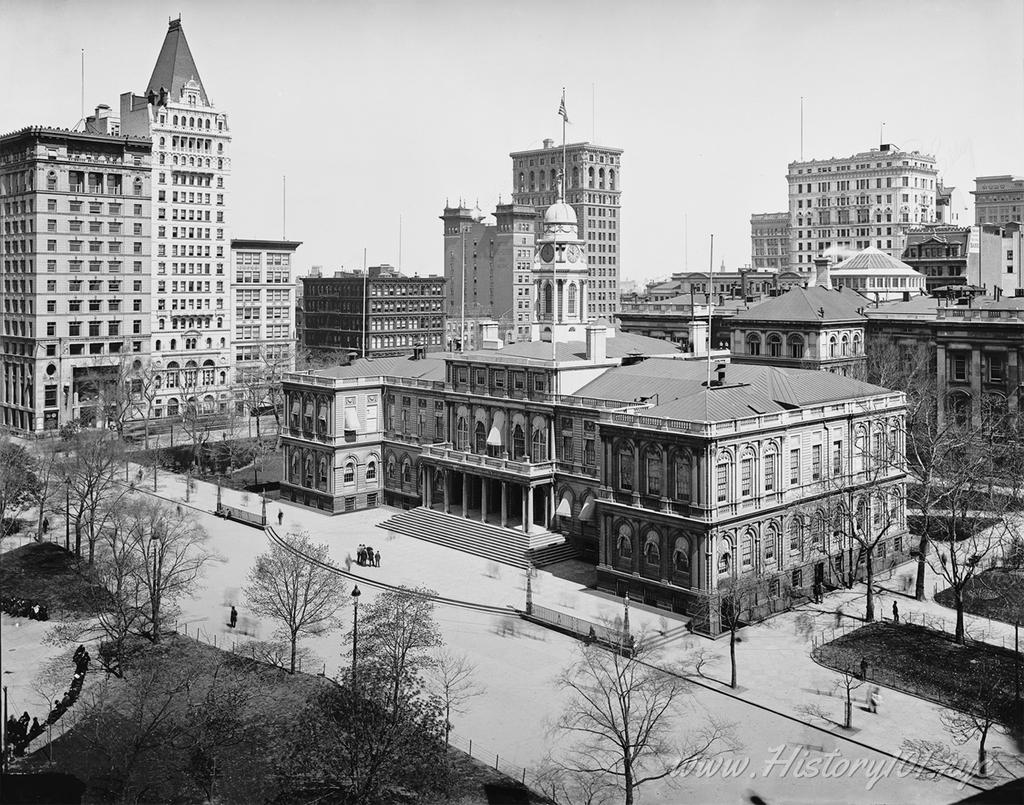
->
[[567, 245, 580, 263], [540, 244, 555, 263]]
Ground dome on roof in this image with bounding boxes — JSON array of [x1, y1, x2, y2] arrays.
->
[[543, 200, 577, 226], [835, 247, 916, 272]]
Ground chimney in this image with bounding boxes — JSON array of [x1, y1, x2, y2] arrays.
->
[[477, 320, 501, 350], [715, 363, 726, 385], [812, 257, 833, 290], [688, 320, 709, 357], [543, 138, 554, 149], [586, 323, 607, 362]]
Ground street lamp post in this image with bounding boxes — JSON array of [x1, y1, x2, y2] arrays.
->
[[150, 536, 162, 641], [350, 585, 361, 686], [525, 563, 534, 615], [65, 486, 70, 551], [623, 591, 631, 641]]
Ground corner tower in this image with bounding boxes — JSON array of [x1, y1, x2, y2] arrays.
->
[[530, 178, 589, 342], [121, 17, 233, 421]]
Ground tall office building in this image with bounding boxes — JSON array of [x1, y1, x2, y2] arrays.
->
[[121, 17, 234, 418], [972, 175, 1024, 225], [750, 212, 790, 271], [0, 126, 152, 432], [511, 140, 622, 318], [441, 202, 536, 346], [787, 143, 938, 272]]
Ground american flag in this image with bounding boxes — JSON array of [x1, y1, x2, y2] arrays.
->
[[558, 91, 570, 124]]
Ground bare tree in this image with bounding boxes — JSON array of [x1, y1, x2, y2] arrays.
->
[[552, 637, 735, 805], [125, 498, 217, 642], [532, 762, 616, 805], [61, 429, 127, 563], [345, 585, 443, 717], [128, 359, 164, 450], [428, 648, 485, 747], [716, 574, 774, 689], [941, 672, 1016, 778], [243, 532, 348, 674], [179, 373, 215, 471], [0, 435, 40, 539]]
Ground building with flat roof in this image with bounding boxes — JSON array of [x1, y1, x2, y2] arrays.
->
[[0, 125, 152, 432], [972, 175, 1023, 225], [787, 143, 939, 272], [902, 225, 970, 293], [441, 202, 536, 346], [301, 266, 445, 358], [511, 140, 623, 318], [750, 211, 790, 271]]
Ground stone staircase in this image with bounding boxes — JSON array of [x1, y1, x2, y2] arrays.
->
[[377, 507, 577, 569]]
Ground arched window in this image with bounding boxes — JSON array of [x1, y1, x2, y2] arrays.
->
[[789, 517, 802, 553], [598, 167, 605, 189], [609, 169, 616, 191], [853, 333, 862, 355], [543, 282, 553, 316], [644, 531, 660, 566], [318, 457, 328, 490], [540, 171, 547, 191], [571, 166, 579, 187], [946, 392, 971, 426], [764, 525, 779, 563], [512, 424, 526, 459], [387, 456, 396, 480], [741, 531, 754, 568], [716, 461, 730, 502], [617, 523, 633, 558], [619, 445, 634, 491], [167, 397, 179, 417], [518, 172, 525, 192], [456, 416, 469, 450], [366, 460, 377, 481], [645, 447, 663, 496], [531, 427, 547, 461], [474, 420, 486, 453], [290, 450, 300, 483], [673, 537, 690, 574], [343, 461, 355, 484], [588, 167, 595, 188], [787, 334, 805, 359], [746, 333, 762, 356], [718, 550, 731, 574], [673, 454, 691, 501], [567, 283, 577, 312], [841, 334, 850, 356], [401, 460, 411, 484], [829, 335, 838, 358], [529, 170, 535, 191]]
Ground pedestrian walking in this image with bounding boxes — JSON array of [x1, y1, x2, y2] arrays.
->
[[374, 550, 381, 568], [835, 608, 843, 627], [357, 546, 365, 566], [892, 601, 900, 623], [277, 509, 283, 526], [869, 686, 881, 714], [229, 606, 238, 629], [176, 504, 183, 517], [365, 546, 374, 567], [42, 517, 49, 534]]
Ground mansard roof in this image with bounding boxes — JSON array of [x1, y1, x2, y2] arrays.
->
[[147, 19, 208, 105], [574, 358, 892, 424], [731, 285, 867, 325]]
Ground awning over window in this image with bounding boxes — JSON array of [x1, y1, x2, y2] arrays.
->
[[555, 496, 572, 518], [486, 424, 503, 447], [344, 408, 360, 431], [579, 497, 596, 521]]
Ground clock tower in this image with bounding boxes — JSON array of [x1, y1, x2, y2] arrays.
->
[[530, 176, 590, 342]]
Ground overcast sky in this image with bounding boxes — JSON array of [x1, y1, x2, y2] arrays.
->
[[3, 0, 1022, 283]]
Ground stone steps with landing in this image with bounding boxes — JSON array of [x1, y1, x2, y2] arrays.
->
[[378, 507, 563, 570]]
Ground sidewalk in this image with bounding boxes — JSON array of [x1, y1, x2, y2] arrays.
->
[[124, 462, 1022, 787]]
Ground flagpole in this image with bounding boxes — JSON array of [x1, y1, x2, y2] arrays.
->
[[705, 234, 714, 419]]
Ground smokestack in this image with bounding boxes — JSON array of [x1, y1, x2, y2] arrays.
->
[[812, 257, 833, 290]]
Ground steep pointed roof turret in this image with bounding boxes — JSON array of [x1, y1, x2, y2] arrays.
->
[[146, 17, 208, 105]]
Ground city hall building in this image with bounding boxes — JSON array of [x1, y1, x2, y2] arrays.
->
[[282, 189, 908, 634]]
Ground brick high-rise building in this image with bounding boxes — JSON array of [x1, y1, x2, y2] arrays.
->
[[787, 143, 938, 272], [121, 17, 234, 419], [0, 126, 152, 432], [511, 140, 622, 319], [441, 202, 536, 347]]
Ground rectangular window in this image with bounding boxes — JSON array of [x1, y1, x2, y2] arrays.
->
[[789, 449, 800, 485], [716, 465, 728, 502], [832, 441, 842, 476], [811, 445, 822, 481], [765, 453, 776, 491], [584, 438, 595, 467], [740, 458, 753, 498]]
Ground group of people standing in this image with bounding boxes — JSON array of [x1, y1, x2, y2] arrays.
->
[[357, 544, 380, 567]]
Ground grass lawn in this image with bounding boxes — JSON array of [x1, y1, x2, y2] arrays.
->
[[0, 541, 108, 616], [813, 621, 1019, 725], [934, 569, 1024, 626], [17, 635, 541, 804]]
